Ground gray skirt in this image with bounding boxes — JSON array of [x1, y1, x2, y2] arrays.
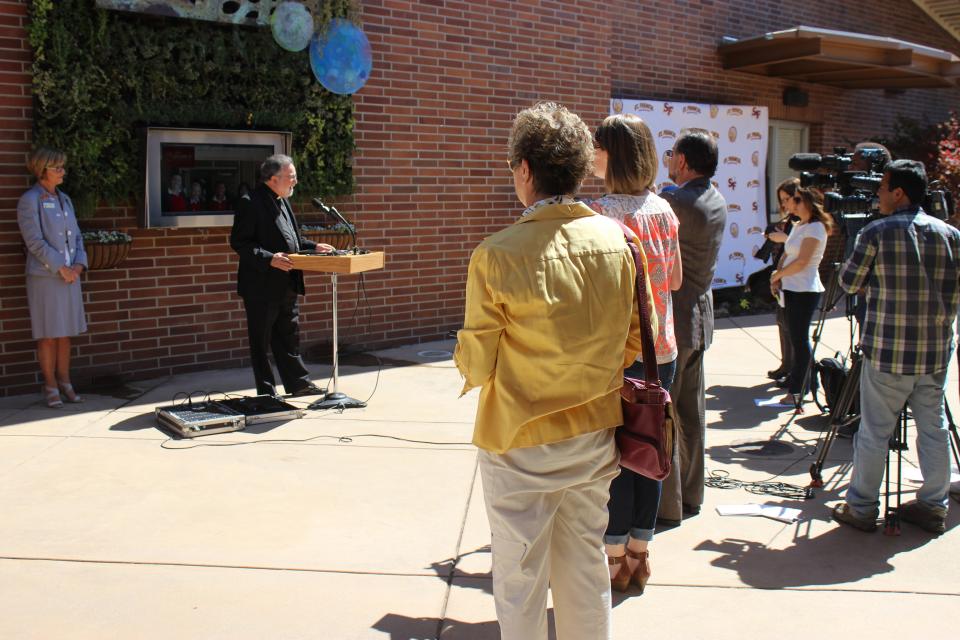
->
[[26, 274, 87, 339]]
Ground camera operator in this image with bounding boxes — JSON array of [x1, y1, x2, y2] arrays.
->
[[832, 160, 960, 535]]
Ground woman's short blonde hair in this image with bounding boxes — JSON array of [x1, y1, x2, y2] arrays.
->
[[507, 102, 593, 197], [594, 114, 657, 194], [26, 147, 67, 180]]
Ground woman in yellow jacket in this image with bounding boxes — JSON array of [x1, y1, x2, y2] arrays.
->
[[455, 102, 652, 640]]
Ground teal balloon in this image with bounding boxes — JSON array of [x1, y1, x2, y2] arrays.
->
[[309, 19, 373, 95], [271, 2, 314, 53]]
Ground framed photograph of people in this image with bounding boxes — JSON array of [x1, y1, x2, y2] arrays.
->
[[143, 128, 292, 228]]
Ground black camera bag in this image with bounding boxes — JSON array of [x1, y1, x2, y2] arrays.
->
[[816, 353, 858, 415]]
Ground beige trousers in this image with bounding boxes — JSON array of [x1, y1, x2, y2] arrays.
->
[[478, 428, 619, 640]]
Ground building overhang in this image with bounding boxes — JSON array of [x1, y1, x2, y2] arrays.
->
[[718, 26, 960, 89]]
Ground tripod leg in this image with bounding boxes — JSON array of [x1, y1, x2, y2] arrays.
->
[[809, 419, 841, 488], [946, 401, 960, 504], [809, 353, 862, 487], [884, 408, 907, 536]]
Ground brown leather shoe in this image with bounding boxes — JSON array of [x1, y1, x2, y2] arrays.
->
[[625, 548, 651, 594], [608, 554, 631, 593], [831, 503, 877, 532], [898, 499, 946, 534]]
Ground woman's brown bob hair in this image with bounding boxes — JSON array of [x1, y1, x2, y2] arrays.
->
[[26, 147, 67, 181], [594, 114, 658, 194], [795, 187, 835, 236]]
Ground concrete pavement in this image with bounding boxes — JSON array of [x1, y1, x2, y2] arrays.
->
[[0, 312, 958, 639]]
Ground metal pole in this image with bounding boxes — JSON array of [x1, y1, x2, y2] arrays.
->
[[331, 272, 339, 393]]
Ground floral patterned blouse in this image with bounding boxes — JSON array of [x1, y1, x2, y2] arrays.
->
[[587, 192, 680, 364]]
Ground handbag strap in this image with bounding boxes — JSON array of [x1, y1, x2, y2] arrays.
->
[[624, 237, 660, 384]]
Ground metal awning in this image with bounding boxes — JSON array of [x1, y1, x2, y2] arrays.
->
[[718, 26, 960, 89]]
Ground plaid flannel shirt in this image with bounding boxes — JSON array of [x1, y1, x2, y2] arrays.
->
[[839, 206, 960, 375]]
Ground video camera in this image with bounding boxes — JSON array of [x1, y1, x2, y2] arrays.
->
[[788, 147, 887, 221], [788, 148, 955, 225]]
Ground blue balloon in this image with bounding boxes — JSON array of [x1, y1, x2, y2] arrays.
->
[[309, 19, 372, 95]]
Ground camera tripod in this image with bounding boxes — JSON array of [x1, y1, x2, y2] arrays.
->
[[808, 369, 960, 531], [879, 401, 960, 534]]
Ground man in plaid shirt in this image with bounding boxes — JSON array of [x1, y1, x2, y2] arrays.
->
[[832, 160, 960, 535]]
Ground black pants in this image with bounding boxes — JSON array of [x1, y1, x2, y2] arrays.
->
[[775, 305, 793, 374], [784, 290, 821, 395], [242, 290, 311, 396]]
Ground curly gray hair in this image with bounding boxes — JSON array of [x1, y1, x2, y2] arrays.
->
[[507, 102, 594, 197]]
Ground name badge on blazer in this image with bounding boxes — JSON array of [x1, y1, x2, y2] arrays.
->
[[42, 201, 56, 209]]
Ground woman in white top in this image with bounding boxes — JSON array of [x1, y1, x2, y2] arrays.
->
[[770, 187, 834, 406]]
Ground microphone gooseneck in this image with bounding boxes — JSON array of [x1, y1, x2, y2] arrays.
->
[[311, 197, 359, 253]]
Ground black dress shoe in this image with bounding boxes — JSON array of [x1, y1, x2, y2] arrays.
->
[[682, 503, 701, 516], [775, 376, 790, 389], [767, 368, 788, 380], [288, 383, 326, 397]]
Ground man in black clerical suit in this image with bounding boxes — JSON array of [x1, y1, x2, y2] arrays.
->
[[230, 154, 334, 397]]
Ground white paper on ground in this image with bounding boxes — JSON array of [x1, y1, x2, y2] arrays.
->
[[904, 466, 960, 483], [758, 505, 802, 523], [716, 504, 762, 516], [755, 397, 792, 407], [716, 503, 801, 523]]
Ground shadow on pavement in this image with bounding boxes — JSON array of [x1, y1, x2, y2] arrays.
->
[[695, 513, 955, 588], [706, 382, 799, 430], [370, 547, 560, 639]]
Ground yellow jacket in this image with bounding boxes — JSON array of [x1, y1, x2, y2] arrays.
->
[[455, 202, 653, 453]]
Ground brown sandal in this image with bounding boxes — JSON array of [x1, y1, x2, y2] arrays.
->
[[608, 554, 632, 593], [626, 548, 651, 594]]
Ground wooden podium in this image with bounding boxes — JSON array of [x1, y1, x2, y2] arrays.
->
[[290, 251, 385, 410]]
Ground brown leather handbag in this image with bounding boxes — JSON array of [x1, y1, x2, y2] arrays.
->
[[615, 238, 676, 481]]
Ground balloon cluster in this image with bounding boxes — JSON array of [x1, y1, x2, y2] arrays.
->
[[270, 2, 372, 95]]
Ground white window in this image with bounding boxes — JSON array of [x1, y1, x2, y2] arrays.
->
[[766, 120, 809, 223]]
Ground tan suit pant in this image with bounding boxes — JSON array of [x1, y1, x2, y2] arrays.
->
[[478, 428, 619, 640]]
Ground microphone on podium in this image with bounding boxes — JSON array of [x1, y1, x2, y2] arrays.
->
[[311, 197, 358, 253]]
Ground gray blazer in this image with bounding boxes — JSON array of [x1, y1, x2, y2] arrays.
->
[[663, 177, 727, 350], [17, 183, 87, 277]]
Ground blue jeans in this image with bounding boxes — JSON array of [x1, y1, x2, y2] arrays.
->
[[845, 357, 951, 520], [605, 359, 676, 544]]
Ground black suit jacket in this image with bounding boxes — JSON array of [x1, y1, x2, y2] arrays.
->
[[230, 183, 317, 301], [664, 177, 727, 350]]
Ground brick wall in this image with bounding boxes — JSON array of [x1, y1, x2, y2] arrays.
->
[[609, 0, 960, 151], [0, 0, 957, 395]]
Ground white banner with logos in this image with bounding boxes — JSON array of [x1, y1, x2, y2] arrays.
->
[[610, 99, 768, 289]]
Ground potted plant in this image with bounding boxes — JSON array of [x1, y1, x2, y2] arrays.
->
[[299, 221, 354, 250], [81, 230, 134, 270]]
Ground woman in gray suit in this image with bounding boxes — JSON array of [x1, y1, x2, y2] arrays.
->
[[17, 147, 87, 407]]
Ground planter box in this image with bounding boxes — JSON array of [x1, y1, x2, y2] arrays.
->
[[85, 242, 131, 270]]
